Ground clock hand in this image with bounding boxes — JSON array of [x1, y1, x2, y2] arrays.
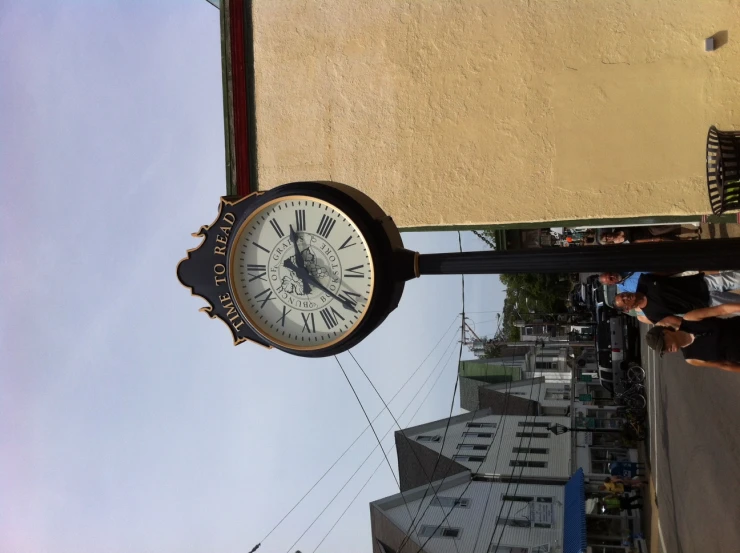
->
[[283, 259, 356, 312], [289, 225, 311, 294], [289, 225, 305, 267]]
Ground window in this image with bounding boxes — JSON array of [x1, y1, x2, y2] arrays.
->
[[516, 432, 549, 438], [535, 361, 556, 370], [495, 547, 529, 553], [502, 494, 534, 502], [510, 460, 547, 468], [467, 422, 497, 428], [431, 496, 470, 508], [419, 525, 461, 538], [462, 431, 493, 438], [531, 545, 551, 553], [512, 447, 549, 454], [458, 443, 489, 451], [497, 497, 553, 529], [518, 422, 550, 428], [453, 454, 486, 462], [497, 517, 530, 528], [416, 435, 440, 442], [545, 388, 570, 400]]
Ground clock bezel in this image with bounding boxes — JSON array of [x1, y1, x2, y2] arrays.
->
[[227, 194, 376, 352], [220, 181, 410, 357]]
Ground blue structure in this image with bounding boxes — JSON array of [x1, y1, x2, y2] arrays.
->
[[563, 468, 587, 553], [610, 460, 643, 479]]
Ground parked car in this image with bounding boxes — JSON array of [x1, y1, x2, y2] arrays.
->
[[593, 286, 640, 395]]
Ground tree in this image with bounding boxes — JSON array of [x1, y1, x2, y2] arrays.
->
[[471, 229, 571, 342], [481, 340, 504, 358], [496, 273, 571, 340]]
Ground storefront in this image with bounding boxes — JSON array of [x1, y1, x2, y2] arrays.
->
[[573, 406, 639, 477], [584, 487, 646, 553], [568, 378, 646, 552]]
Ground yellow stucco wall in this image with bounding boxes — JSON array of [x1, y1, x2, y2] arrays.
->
[[250, 1, 740, 229]]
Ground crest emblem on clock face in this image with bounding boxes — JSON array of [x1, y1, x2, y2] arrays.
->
[[229, 196, 375, 350], [177, 181, 415, 357]]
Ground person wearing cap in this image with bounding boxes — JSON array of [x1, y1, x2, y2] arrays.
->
[[599, 272, 646, 293], [613, 271, 740, 324], [645, 303, 740, 373]]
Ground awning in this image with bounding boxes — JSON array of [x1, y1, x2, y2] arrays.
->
[[563, 468, 587, 553]]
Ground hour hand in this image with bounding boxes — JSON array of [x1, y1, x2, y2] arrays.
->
[[284, 261, 356, 312], [289, 225, 305, 269], [288, 226, 311, 294], [283, 258, 312, 295]]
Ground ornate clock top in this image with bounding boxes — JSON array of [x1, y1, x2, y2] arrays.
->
[[177, 182, 417, 357]]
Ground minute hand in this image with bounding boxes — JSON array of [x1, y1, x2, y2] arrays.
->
[[283, 259, 356, 312]]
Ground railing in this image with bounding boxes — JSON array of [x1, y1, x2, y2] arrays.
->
[[706, 126, 740, 214]]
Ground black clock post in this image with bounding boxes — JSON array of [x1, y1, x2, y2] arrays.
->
[[413, 237, 740, 276]]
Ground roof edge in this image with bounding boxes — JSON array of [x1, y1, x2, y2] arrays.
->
[[370, 470, 472, 510], [394, 407, 493, 438]]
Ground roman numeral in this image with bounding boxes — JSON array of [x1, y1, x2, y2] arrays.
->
[[247, 264, 267, 282], [254, 288, 275, 309], [316, 215, 336, 238], [339, 236, 356, 250], [301, 312, 316, 333], [344, 265, 365, 278], [277, 306, 292, 326], [295, 209, 306, 232], [338, 290, 362, 310], [253, 242, 270, 253], [319, 306, 345, 329], [269, 218, 285, 238]]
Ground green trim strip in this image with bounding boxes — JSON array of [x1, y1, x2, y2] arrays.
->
[[400, 214, 738, 233]]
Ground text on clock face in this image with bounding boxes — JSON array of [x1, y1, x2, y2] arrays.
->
[[229, 198, 374, 346]]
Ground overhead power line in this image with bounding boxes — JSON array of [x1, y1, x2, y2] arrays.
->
[[348, 349, 463, 553], [398, 232, 467, 553], [411, 325, 544, 553], [486, 346, 546, 553], [249, 315, 460, 552], [412, 336, 518, 553], [311, 341, 462, 553], [285, 329, 462, 553]]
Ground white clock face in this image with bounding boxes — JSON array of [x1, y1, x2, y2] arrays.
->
[[229, 196, 374, 350]]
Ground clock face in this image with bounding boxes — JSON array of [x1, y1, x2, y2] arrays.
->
[[229, 196, 375, 350]]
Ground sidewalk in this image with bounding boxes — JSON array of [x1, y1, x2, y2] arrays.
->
[[638, 324, 661, 553], [638, 442, 661, 553], [636, 221, 740, 553]]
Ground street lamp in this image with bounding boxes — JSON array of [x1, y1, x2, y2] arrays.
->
[[548, 422, 621, 435]]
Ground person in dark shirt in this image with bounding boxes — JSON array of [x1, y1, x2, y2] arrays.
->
[[644, 303, 740, 373], [613, 271, 740, 324], [597, 226, 699, 244]]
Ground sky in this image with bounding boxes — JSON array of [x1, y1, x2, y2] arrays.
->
[[0, 2, 505, 552]]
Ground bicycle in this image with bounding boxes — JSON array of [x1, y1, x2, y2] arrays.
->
[[614, 384, 647, 410], [617, 406, 647, 423], [625, 363, 646, 384], [625, 418, 647, 441]]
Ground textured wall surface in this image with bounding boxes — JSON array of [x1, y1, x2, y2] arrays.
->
[[250, 0, 740, 228]]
